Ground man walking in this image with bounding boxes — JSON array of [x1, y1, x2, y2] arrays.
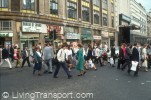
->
[[43, 43, 54, 74], [21, 47, 31, 68], [0, 46, 12, 69], [53, 43, 72, 79]]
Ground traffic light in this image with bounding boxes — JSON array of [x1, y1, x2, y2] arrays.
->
[[49, 29, 57, 40]]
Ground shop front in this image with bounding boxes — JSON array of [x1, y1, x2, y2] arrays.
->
[[81, 28, 92, 46], [109, 32, 115, 46], [93, 35, 102, 46], [66, 33, 80, 45], [131, 34, 147, 45], [21, 21, 47, 51], [0, 32, 13, 47], [101, 31, 109, 47]]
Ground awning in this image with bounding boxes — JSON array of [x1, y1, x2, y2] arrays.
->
[[119, 24, 140, 30]]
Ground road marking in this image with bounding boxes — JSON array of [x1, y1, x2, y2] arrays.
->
[[128, 81, 131, 83], [115, 79, 119, 80], [146, 81, 151, 83], [141, 83, 145, 85]]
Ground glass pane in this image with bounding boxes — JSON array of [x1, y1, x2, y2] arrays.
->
[[31, 0, 35, 11], [0, 0, 8, 8]]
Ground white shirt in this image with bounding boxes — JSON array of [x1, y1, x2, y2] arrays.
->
[[36, 51, 41, 57], [57, 49, 66, 62]]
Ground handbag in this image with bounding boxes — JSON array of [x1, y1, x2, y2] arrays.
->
[[131, 61, 138, 71], [110, 57, 114, 65]]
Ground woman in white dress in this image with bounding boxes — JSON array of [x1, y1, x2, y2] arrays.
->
[[142, 44, 148, 72]]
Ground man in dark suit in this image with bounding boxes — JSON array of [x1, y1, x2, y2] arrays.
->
[[111, 45, 116, 65], [128, 43, 139, 76], [117, 43, 126, 69], [21, 47, 31, 68]]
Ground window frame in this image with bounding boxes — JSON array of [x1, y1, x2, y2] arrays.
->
[[0, 0, 9, 8], [82, 6, 90, 22], [50, 0, 59, 15], [93, 10, 100, 24], [67, 1, 77, 19], [0, 20, 12, 31], [103, 13, 108, 26], [22, 0, 36, 11]]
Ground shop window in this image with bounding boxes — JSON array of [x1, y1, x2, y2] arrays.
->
[[0, 0, 8, 8], [22, 0, 35, 11], [103, 13, 108, 26], [93, 0, 100, 6], [94, 10, 99, 24], [102, 0, 108, 10], [50, 0, 58, 15], [0, 20, 12, 30], [82, 6, 89, 22], [67, 1, 77, 19]]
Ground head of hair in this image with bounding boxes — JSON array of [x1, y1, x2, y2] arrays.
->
[[35, 46, 40, 51], [134, 43, 137, 46], [62, 43, 68, 48], [77, 44, 82, 48]]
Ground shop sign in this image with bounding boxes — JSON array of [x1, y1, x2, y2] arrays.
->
[[81, 28, 92, 40], [109, 33, 114, 37], [102, 31, 109, 37], [22, 22, 47, 33], [0, 33, 13, 37], [93, 35, 102, 40], [47, 25, 62, 34], [66, 33, 80, 39]]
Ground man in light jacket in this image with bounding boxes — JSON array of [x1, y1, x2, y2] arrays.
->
[[53, 43, 72, 79], [43, 43, 54, 74]]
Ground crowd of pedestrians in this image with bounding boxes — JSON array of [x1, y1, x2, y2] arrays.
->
[[0, 42, 151, 79]]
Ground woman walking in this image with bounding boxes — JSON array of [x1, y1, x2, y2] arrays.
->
[[142, 44, 148, 72], [15, 48, 21, 68], [33, 46, 42, 76], [77, 44, 86, 76]]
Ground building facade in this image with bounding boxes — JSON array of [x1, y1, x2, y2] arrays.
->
[[0, 0, 116, 51], [147, 12, 151, 44], [115, 0, 147, 45], [130, 0, 147, 44]]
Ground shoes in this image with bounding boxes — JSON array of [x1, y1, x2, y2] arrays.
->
[[134, 74, 138, 77], [83, 71, 86, 75], [77, 74, 83, 76], [9, 68, 12, 70], [145, 69, 148, 72], [38, 73, 41, 76], [53, 76, 58, 78], [68, 75, 72, 79], [94, 69, 97, 71], [33, 70, 36, 75], [44, 71, 48, 74], [48, 72, 53, 74]]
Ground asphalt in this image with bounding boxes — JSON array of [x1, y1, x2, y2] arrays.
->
[[0, 61, 151, 100]]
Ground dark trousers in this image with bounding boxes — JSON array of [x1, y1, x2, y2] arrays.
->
[[122, 59, 131, 70], [9, 54, 14, 62], [128, 64, 139, 76], [117, 59, 125, 69], [93, 56, 103, 66], [22, 57, 31, 67], [53, 61, 71, 77]]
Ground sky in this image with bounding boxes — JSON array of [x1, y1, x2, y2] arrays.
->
[[136, 0, 151, 12]]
